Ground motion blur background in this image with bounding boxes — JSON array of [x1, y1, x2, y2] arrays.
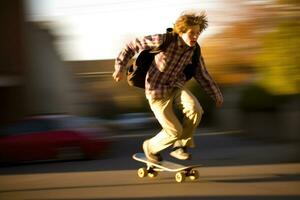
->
[[1, 0, 299, 142]]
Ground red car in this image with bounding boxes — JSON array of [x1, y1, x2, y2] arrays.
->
[[0, 115, 113, 164]]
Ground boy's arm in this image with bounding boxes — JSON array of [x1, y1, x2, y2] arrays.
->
[[113, 34, 164, 79], [194, 55, 223, 107]]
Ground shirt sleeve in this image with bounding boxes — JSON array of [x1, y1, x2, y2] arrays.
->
[[114, 34, 164, 73], [194, 54, 223, 102]]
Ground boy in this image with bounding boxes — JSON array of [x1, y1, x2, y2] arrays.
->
[[113, 11, 223, 163]]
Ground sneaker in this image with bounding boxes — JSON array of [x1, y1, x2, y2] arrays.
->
[[143, 140, 162, 164], [170, 147, 190, 160]]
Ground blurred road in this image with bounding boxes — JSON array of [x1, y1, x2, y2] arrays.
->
[[0, 129, 299, 200]]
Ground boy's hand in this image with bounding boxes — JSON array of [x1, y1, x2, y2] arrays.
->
[[215, 96, 223, 108], [112, 70, 124, 82]]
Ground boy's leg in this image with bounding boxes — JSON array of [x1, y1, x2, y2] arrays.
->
[[146, 90, 183, 154], [173, 87, 203, 149]]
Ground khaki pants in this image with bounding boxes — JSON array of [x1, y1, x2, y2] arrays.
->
[[146, 87, 204, 154]]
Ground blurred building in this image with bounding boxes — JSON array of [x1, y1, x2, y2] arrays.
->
[[66, 59, 148, 117], [0, 0, 27, 125], [0, 0, 83, 126]]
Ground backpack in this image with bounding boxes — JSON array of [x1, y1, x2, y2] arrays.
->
[[126, 28, 200, 89]]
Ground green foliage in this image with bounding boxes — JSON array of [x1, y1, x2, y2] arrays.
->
[[255, 18, 300, 95]]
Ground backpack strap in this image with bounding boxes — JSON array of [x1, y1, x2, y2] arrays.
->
[[192, 43, 200, 65], [183, 43, 201, 80]]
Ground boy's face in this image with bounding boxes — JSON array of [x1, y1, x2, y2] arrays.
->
[[181, 25, 200, 47]]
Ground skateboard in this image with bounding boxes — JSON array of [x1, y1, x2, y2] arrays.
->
[[132, 153, 202, 183]]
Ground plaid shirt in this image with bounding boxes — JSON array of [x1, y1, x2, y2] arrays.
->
[[115, 33, 223, 102]]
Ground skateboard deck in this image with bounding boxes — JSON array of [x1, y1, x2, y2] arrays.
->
[[132, 152, 202, 182]]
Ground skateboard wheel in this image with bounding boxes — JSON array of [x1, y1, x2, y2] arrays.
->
[[175, 172, 186, 183], [137, 168, 148, 178], [148, 171, 158, 178], [189, 169, 199, 180]]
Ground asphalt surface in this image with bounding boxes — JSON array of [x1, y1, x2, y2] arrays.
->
[[0, 129, 299, 200]]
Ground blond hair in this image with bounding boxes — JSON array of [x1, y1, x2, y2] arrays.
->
[[173, 11, 208, 35]]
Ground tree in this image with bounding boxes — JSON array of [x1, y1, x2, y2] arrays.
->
[[255, 6, 300, 95]]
